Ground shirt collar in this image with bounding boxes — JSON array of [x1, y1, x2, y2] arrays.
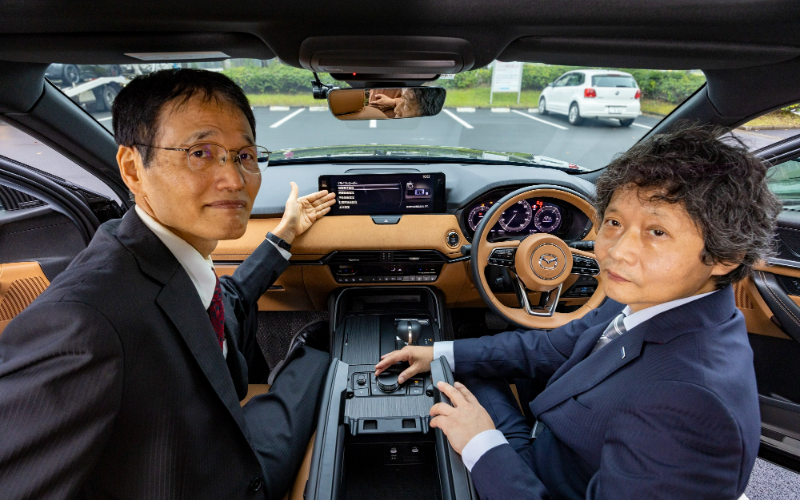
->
[[621, 290, 717, 332], [134, 205, 217, 309]]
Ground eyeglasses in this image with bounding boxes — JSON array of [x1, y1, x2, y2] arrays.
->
[[137, 142, 271, 174]]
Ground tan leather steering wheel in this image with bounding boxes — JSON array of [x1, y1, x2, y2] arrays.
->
[[470, 186, 605, 329]]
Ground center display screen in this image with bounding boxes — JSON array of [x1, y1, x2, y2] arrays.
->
[[319, 173, 446, 215]]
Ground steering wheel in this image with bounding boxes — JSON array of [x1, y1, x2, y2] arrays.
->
[[471, 186, 605, 329]]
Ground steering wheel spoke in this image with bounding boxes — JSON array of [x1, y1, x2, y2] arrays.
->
[[512, 276, 563, 317], [488, 246, 517, 268]]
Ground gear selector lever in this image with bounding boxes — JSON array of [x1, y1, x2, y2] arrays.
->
[[396, 320, 422, 346]]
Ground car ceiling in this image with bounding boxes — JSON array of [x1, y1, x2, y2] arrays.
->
[[0, 0, 799, 70]]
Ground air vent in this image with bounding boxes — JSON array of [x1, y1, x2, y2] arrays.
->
[[0, 186, 46, 211], [0, 277, 48, 321], [392, 251, 443, 263], [330, 252, 382, 263]]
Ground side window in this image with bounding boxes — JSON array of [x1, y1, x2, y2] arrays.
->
[[729, 102, 800, 152], [573, 73, 586, 86], [553, 76, 569, 87], [0, 118, 120, 202], [768, 158, 800, 207]]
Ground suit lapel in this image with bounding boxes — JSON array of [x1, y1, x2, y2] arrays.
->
[[157, 276, 251, 441], [531, 325, 645, 416], [114, 210, 251, 440]]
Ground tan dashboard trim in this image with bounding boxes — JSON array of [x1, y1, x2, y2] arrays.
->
[[213, 215, 467, 259]]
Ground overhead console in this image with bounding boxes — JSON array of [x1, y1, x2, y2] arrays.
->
[[320, 173, 446, 215], [298, 36, 475, 84]]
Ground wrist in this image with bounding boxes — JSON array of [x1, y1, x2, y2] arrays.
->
[[271, 224, 295, 244]]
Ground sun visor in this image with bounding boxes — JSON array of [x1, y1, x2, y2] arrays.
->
[[0, 32, 274, 64], [299, 36, 475, 81], [498, 37, 800, 71]]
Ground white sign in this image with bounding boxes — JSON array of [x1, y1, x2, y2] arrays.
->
[[491, 62, 523, 93]]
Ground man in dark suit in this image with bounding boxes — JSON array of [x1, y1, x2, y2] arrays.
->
[[0, 69, 335, 499], [376, 125, 780, 499]]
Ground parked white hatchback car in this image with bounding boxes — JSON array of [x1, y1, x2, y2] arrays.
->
[[538, 69, 641, 126]]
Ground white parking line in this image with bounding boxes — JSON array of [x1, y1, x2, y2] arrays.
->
[[443, 109, 474, 129], [510, 110, 569, 130], [269, 108, 305, 128], [97, 116, 112, 122], [369, 120, 377, 128], [632, 123, 653, 130]]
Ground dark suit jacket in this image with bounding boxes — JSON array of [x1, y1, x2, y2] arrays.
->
[[0, 209, 289, 499], [454, 287, 760, 499]]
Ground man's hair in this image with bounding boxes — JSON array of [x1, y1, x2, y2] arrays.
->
[[407, 87, 446, 117], [112, 68, 256, 166], [593, 122, 781, 288]]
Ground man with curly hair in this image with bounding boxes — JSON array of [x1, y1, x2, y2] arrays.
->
[[377, 124, 780, 499]]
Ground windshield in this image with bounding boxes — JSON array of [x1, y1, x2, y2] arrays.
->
[[30, 60, 706, 187]]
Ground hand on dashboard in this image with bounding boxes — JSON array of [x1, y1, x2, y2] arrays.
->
[[375, 346, 434, 384], [272, 182, 336, 243], [429, 381, 496, 455]]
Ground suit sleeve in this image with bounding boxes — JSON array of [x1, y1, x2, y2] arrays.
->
[[219, 238, 290, 383], [586, 381, 746, 499], [219, 238, 290, 315], [0, 300, 123, 500], [452, 304, 607, 379]]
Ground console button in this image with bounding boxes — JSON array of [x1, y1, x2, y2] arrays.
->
[[410, 386, 424, 395], [356, 375, 367, 386], [372, 216, 401, 225]]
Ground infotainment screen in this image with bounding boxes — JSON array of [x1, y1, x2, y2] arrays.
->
[[319, 173, 446, 215]]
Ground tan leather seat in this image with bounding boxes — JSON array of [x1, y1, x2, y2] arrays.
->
[[242, 384, 314, 500], [328, 88, 388, 120]]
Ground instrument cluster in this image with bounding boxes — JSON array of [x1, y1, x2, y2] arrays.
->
[[462, 193, 575, 241]]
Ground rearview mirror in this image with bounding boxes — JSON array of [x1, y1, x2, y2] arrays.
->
[[328, 87, 446, 121]]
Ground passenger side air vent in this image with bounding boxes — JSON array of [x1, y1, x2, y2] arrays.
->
[[392, 251, 444, 263], [330, 252, 382, 263]]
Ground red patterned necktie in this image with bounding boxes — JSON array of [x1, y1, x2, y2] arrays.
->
[[207, 277, 225, 349]]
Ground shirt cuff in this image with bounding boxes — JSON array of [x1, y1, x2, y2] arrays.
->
[[461, 429, 508, 472], [433, 341, 455, 371], [266, 239, 292, 261]]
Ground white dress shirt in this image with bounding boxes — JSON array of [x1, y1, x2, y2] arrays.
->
[[435, 289, 717, 471], [135, 205, 291, 358]]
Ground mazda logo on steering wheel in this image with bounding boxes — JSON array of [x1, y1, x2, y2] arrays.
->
[[539, 254, 559, 270]]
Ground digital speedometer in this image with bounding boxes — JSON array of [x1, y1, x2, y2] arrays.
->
[[468, 205, 490, 231], [533, 204, 562, 233], [499, 200, 533, 232]]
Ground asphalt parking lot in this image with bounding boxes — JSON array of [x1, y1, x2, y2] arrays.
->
[[90, 107, 660, 171]]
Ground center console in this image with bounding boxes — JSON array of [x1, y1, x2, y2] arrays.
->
[[305, 287, 476, 500]]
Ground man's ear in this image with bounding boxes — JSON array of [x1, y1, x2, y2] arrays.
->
[[710, 259, 741, 277], [117, 145, 144, 199]]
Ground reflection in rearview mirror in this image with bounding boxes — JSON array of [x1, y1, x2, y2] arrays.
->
[[328, 87, 446, 121]]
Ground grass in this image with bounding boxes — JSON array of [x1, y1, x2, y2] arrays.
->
[[640, 99, 676, 116], [442, 88, 542, 108], [247, 94, 322, 106], [743, 109, 800, 129]]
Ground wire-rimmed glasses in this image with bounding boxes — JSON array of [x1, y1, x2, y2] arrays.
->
[[137, 142, 271, 174]]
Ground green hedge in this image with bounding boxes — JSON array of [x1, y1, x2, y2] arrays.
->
[[223, 63, 707, 105], [222, 65, 340, 95]]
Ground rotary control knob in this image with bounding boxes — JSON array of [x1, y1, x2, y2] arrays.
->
[[377, 372, 400, 392]]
